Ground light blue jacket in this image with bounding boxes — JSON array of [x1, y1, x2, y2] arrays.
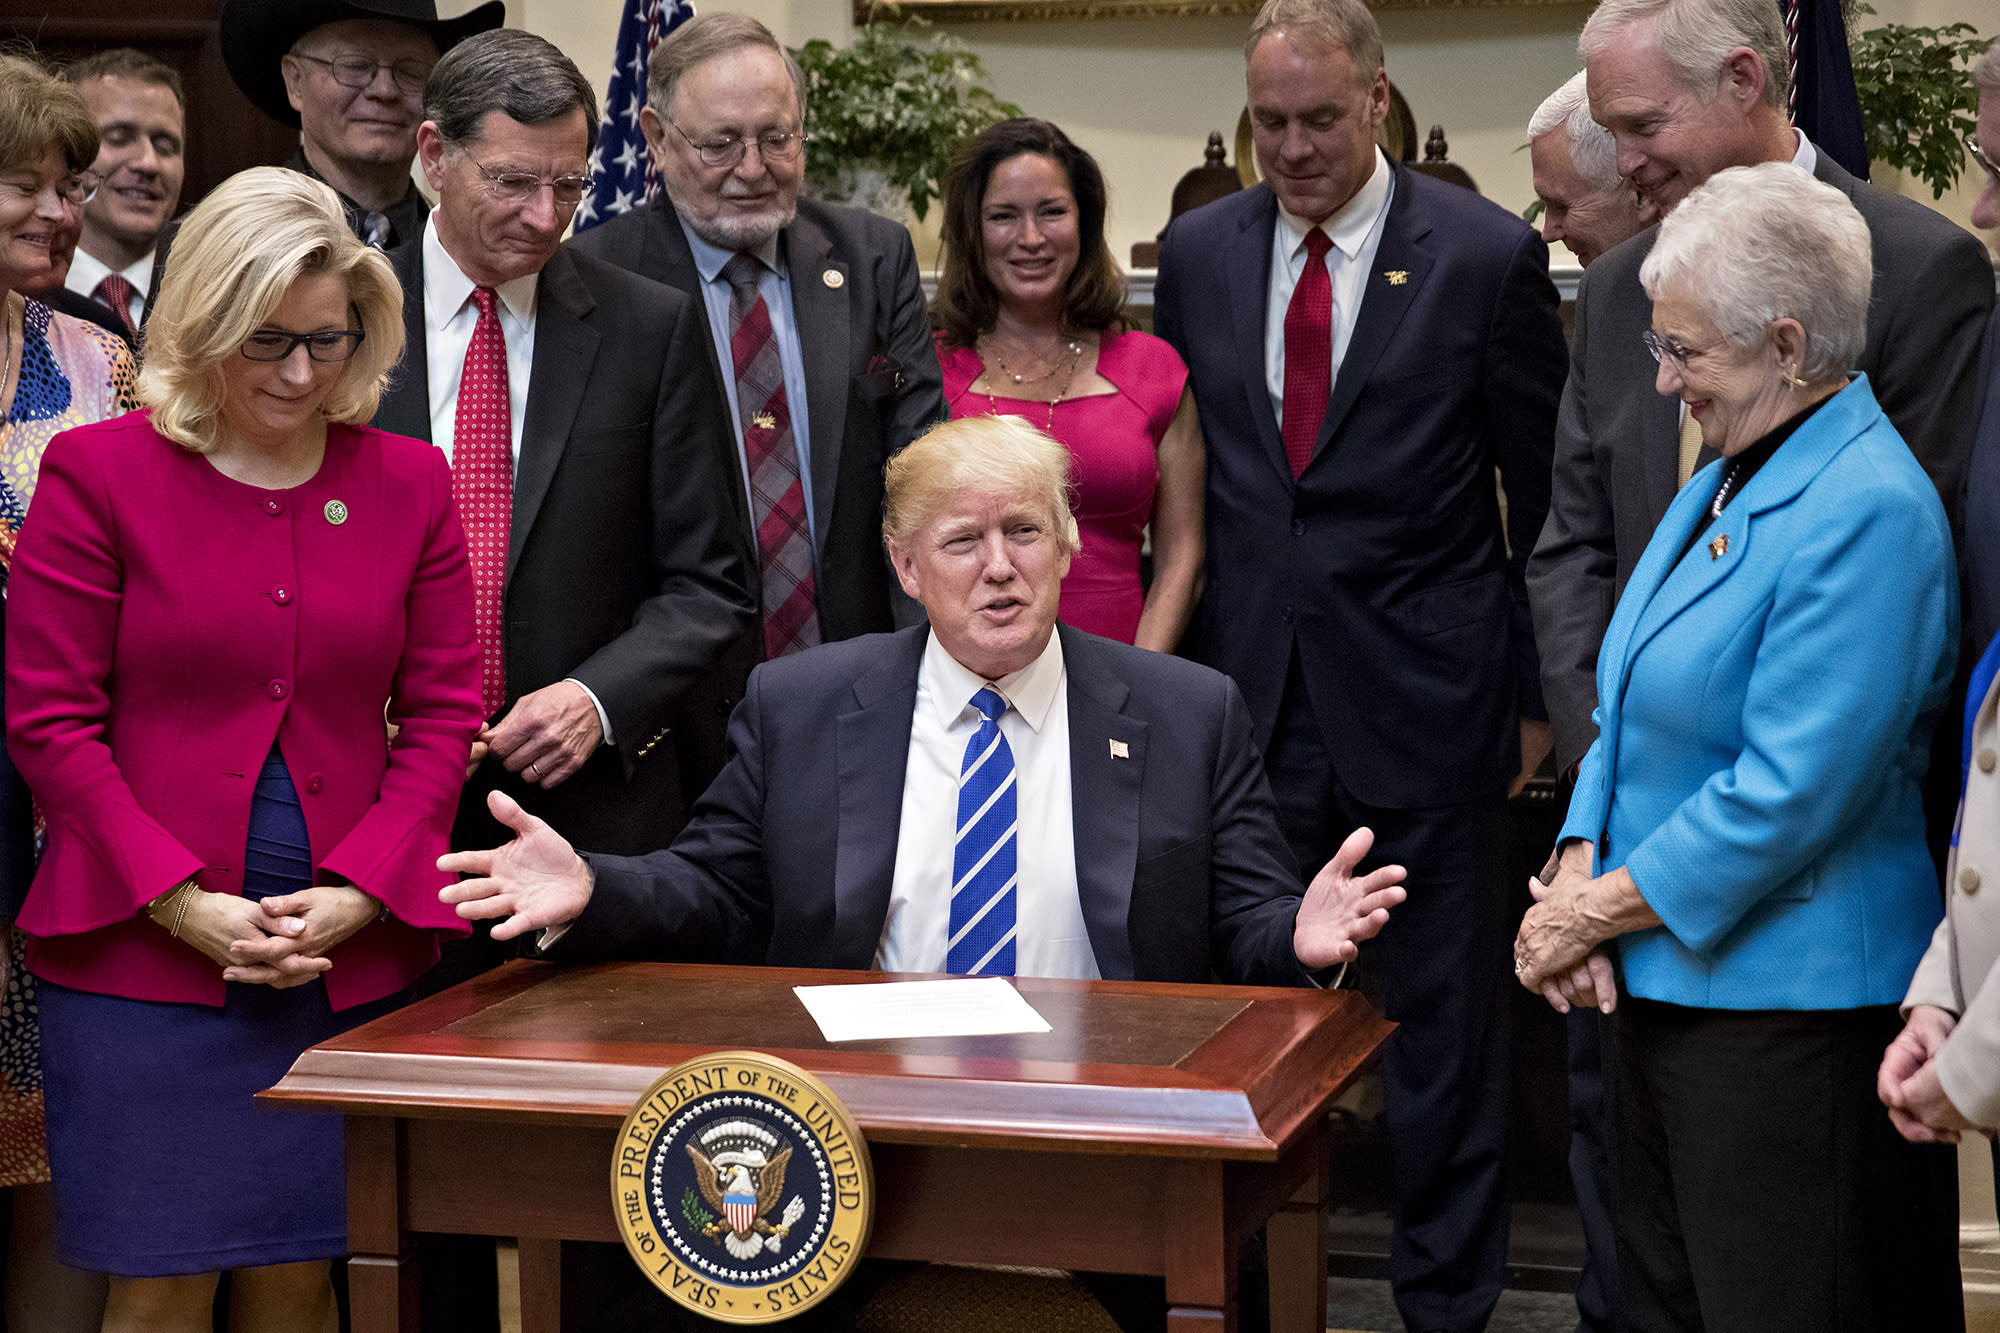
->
[[1561, 375, 1956, 1010]]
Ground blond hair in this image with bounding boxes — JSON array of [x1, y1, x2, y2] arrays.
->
[[883, 416, 1081, 556], [138, 167, 404, 453]]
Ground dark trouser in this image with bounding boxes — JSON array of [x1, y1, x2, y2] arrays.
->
[[1611, 998, 1962, 1333], [1567, 1006, 1620, 1333], [1263, 658, 1512, 1333]]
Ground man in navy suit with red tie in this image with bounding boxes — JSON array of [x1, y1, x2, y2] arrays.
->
[[1154, 0, 1567, 1327]]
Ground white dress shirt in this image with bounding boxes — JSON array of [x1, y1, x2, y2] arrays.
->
[[65, 248, 153, 328], [420, 217, 610, 739], [422, 215, 537, 467], [876, 630, 1097, 979], [1264, 147, 1395, 430]]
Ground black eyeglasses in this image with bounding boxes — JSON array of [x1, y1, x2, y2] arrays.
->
[[290, 50, 433, 96], [460, 149, 591, 206], [1970, 134, 1999, 184], [241, 326, 366, 363], [667, 119, 809, 169], [0, 171, 98, 207]]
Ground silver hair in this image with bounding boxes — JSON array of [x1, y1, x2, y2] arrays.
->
[[1243, 0, 1384, 88], [646, 13, 807, 123], [1580, 0, 1789, 112], [1640, 162, 1870, 379], [1974, 41, 2000, 95], [1528, 71, 1619, 191]]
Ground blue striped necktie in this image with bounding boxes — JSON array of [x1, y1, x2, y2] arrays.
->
[[947, 687, 1017, 976]]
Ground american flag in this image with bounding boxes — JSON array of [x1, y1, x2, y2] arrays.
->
[[574, 0, 694, 234]]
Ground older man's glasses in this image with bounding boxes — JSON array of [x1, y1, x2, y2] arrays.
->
[[1970, 134, 1999, 185], [241, 328, 366, 363], [0, 171, 98, 207], [290, 51, 433, 96], [668, 120, 809, 169], [461, 150, 590, 206]]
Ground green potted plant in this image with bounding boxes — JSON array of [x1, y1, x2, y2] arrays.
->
[[791, 11, 1021, 221], [1850, 6, 1991, 198]]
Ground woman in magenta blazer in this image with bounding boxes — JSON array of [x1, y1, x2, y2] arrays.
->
[[4, 167, 480, 1330]]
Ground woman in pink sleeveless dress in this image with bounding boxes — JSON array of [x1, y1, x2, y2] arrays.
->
[[933, 119, 1203, 651]]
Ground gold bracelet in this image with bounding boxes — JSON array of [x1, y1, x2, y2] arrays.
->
[[169, 884, 197, 939]]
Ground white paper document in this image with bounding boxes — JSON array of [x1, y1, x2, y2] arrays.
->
[[792, 977, 1053, 1042]]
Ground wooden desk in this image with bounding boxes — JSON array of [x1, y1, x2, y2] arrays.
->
[[262, 960, 1393, 1333]]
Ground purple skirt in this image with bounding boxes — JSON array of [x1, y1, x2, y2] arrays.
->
[[37, 746, 406, 1276]]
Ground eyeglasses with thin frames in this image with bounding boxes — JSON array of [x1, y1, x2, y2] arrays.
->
[[1969, 134, 1999, 185], [459, 148, 591, 207], [1641, 328, 1715, 369], [667, 119, 809, 169], [0, 171, 98, 208], [290, 50, 433, 96]]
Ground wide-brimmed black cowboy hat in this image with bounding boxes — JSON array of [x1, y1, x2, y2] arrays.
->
[[221, 0, 507, 128]]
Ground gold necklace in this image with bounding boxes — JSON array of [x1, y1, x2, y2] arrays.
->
[[984, 335, 1081, 431]]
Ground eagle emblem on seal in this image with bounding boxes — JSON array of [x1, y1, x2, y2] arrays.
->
[[686, 1121, 808, 1259]]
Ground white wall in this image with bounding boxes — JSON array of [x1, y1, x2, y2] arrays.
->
[[511, 0, 1996, 263]]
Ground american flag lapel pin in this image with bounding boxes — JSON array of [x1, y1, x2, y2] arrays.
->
[[1109, 739, 1130, 760]]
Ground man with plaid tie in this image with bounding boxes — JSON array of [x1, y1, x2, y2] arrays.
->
[[566, 13, 947, 807], [61, 49, 184, 338]]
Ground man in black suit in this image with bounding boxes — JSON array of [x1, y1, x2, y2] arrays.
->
[[566, 12, 944, 799], [372, 31, 753, 1333], [1528, 0, 1993, 780], [371, 28, 753, 869], [1152, 1, 1567, 1327]]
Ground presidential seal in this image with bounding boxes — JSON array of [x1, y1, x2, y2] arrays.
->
[[611, 1051, 873, 1324]]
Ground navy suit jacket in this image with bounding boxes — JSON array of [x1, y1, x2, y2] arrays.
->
[[548, 625, 1314, 986], [1155, 169, 1566, 809]]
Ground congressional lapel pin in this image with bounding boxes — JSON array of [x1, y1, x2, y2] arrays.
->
[[1708, 533, 1729, 561], [323, 499, 348, 526], [752, 411, 777, 430], [1384, 270, 1409, 286], [1109, 739, 1130, 760], [822, 269, 844, 289]]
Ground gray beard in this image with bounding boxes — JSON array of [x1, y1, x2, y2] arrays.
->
[[676, 198, 798, 252]]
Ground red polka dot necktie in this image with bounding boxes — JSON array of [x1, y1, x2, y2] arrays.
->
[[723, 253, 820, 659], [1281, 227, 1334, 479], [454, 286, 512, 717], [91, 274, 138, 338]]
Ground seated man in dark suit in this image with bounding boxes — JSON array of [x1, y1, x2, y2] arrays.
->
[[445, 412, 1399, 1333], [442, 411, 1403, 990]]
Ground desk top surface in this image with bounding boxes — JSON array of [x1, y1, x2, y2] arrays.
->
[[264, 961, 1392, 1158]]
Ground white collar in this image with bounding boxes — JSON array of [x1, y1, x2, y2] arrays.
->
[[921, 627, 1066, 735], [422, 213, 539, 329], [1276, 147, 1393, 260]]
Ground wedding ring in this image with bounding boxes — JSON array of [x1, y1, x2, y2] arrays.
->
[[527, 761, 540, 779]]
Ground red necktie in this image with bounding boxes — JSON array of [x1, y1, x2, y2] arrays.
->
[[1281, 228, 1334, 479], [723, 254, 820, 659], [91, 274, 137, 338], [453, 287, 512, 717]]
